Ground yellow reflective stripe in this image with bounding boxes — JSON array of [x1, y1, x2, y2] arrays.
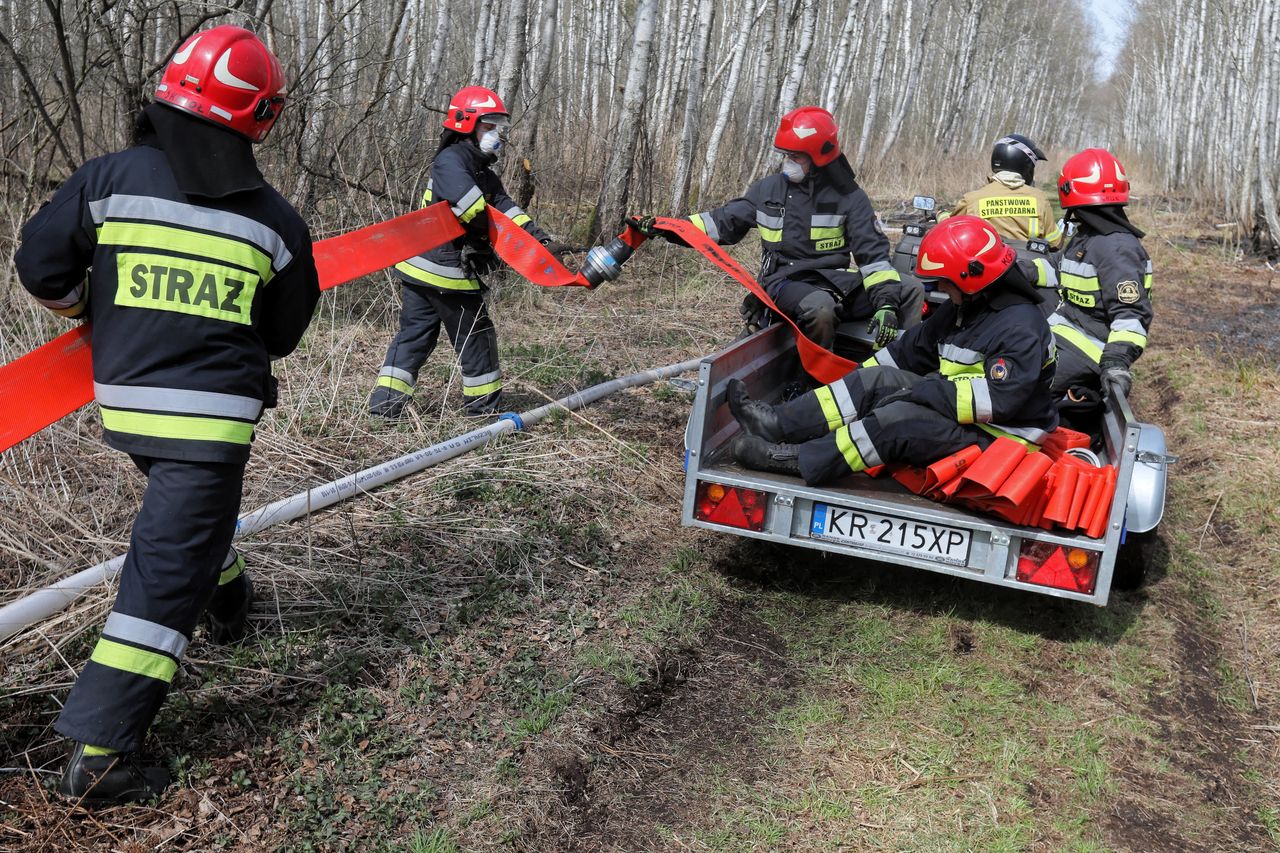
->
[[814, 387, 844, 432], [834, 426, 867, 473], [1052, 325, 1104, 363], [98, 221, 273, 282], [82, 744, 117, 756], [938, 359, 983, 378], [810, 226, 844, 240], [976, 424, 1037, 448], [690, 214, 708, 233], [462, 379, 503, 397], [1045, 224, 1063, 242], [953, 379, 975, 424], [114, 253, 259, 325], [458, 195, 487, 224], [1143, 273, 1153, 293], [421, 187, 434, 206], [219, 554, 245, 586], [90, 638, 177, 682], [394, 261, 481, 290], [861, 356, 879, 368], [1059, 272, 1100, 291], [1108, 330, 1148, 348], [758, 226, 782, 243], [511, 213, 532, 227], [376, 375, 415, 396], [863, 269, 899, 287], [101, 408, 254, 444]]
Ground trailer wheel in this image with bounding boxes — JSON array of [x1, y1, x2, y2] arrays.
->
[[1112, 531, 1155, 590]]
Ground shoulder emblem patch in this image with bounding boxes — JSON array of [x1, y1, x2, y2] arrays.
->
[[1116, 280, 1141, 304], [990, 358, 1009, 381]]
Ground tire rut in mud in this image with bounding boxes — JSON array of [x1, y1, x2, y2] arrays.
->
[[530, 600, 797, 851]]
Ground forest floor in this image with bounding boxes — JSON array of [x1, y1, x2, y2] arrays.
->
[[0, 198, 1277, 852]]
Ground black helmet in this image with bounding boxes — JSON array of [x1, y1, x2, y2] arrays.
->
[[991, 133, 1046, 183]]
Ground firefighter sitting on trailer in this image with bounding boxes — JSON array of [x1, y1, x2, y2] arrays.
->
[[726, 215, 1059, 486], [633, 106, 922, 351], [368, 85, 576, 419], [1048, 148, 1153, 426], [942, 133, 1063, 249], [14, 26, 319, 804]]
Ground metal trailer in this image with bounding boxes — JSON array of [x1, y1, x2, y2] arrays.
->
[[679, 323, 1172, 606]]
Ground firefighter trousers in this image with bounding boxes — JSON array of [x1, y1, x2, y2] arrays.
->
[[1048, 332, 1102, 397], [55, 455, 246, 752], [372, 282, 502, 415], [774, 366, 996, 486]]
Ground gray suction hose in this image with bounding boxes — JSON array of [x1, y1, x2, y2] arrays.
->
[[0, 357, 703, 644]]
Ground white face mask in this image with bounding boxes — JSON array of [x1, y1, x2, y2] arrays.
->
[[781, 157, 806, 183], [479, 129, 503, 156]]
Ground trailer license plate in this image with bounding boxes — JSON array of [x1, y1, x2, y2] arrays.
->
[[810, 504, 971, 566]]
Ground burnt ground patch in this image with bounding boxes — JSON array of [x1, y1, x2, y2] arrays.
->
[[1155, 265, 1280, 368], [521, 600, 797, 851]]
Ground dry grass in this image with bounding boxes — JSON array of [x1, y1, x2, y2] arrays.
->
[[1, 197, 1278, 851]]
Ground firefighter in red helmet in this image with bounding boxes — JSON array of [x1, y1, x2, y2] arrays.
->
[[726, 216, 1058, 485], [15, 25, 319, 804], [634, 106, 922, 351], [368, 85, 575, 418], [1050, 148, 1153, 424]]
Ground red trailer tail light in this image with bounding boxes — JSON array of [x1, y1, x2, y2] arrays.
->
[[694, 481, 769, 532], [1016, 540, 1099, 594]]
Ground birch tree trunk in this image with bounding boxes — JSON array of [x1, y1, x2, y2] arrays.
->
[[497, 0, 530, 104], [669, 0, 714, 211], [594, 0, 658, 237], [854, 0, 893, 167], [510, 0, 559, 208]]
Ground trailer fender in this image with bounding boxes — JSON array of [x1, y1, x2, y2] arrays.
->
[[1124, 422, 1173, 534]]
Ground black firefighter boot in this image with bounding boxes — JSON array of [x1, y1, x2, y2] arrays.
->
[[205, 574, 254, 645], [732, 434, 802, 477], [58, 743, 170, 805], [726, 379, 784, 442]]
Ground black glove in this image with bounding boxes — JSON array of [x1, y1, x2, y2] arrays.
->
[[740, 293, 769, 334], [866, 306, 899, 350], [1099, 357, 1133, 400], [463, 246, 501, 277], [540, 239, 581, 263], [626, 214, 690, 247]]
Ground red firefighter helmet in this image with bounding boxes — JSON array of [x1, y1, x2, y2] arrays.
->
[[774, 107, 840, 167], [915, 215, 1015, 294], [1058, 148, 1130, 207], [155, 26, 286, 143], [445, 86, 509, 134]]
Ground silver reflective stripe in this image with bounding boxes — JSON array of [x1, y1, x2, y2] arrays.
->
[[402, 256, 470, 279], [505, 205, 527, 220], [379, 366, 416, 384], [463, 369, 502, 388], [94, 383, 262, 420], [1111, 317, 1148, 335], [848, 421, 883, 468], [1048, 312, 1105, 349], [829, 380, 858, 422], [859, 260, 894, 276], [88, 194, 293, 271], [874, 348, 899, 369], [938, 343, 984, 365], [1036, 259, 1059, 287], [37, 284, 84, 308], [695, 213, 720, 241], [970, 378, 993, 422], [811, 214, 845, 227], [990, 423, 1049, 444], [1059, 258, 1096, 276], [453, 185, 484, 216], [221, 549, 240, 570], [104, 612, 187, 659], [756, 212, 784, 230], [1145, 260, 1153, 273]]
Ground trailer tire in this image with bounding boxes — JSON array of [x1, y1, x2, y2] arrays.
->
[[1112, 531, 1154, 590]]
